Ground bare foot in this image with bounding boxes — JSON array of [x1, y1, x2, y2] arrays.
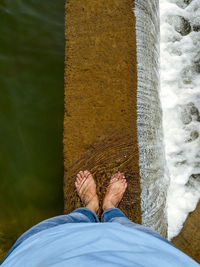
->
[[75, 170, 99, 214], [102, 172, 127, 211]]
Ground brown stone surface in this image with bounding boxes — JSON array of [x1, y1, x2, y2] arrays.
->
[[64, 0, 141, 222], [172, 200, 200, 263]]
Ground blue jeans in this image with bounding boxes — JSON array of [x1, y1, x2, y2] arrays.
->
[[2, 208, 172, 263]]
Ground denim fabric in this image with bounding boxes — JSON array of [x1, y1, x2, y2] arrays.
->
[[2, 208, 99, 263], [102, 208, 173, 245], [3, 207, 172, 264]]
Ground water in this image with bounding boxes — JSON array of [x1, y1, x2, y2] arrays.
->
[[0, 0, 65, 258], [160, 0, 200, 239], [134, 0, 200, 240], [134, 0, 169, 237]]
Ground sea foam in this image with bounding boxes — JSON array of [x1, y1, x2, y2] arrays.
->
[[160, 0, 200, 239]]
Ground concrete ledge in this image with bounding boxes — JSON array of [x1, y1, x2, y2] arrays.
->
[[63, 0, 141, 222]]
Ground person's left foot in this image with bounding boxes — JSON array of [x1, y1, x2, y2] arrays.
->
[[75, 170, 99, 214]]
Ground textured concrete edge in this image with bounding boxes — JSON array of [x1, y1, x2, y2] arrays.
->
[[133, 0, 169, 237]]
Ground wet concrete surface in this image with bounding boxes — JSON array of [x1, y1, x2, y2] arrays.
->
[[63, 0, 141, 222]]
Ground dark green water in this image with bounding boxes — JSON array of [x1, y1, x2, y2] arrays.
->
[[0, 0, 65, 258]]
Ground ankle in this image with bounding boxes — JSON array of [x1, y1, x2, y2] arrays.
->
[[102, 202, 115, 211], [86, 196, 99, 214], [86, 203, 99, 214]]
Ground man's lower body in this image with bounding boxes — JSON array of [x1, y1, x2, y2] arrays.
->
[[3, 170, 172, 263], [4, 207, 171, 262]]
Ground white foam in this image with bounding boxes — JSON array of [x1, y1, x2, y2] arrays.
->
[[160, 0, 200, 239]]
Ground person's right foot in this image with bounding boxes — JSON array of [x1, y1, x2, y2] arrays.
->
[[75, 170, 99, 214], [102, 172, 127, 211]]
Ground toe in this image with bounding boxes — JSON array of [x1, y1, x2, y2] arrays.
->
[[110, 176, 116, 182], [77, 174, 82, 183], [80, 171, 85, 179], [110, 175, 116, 182], [80, 176, 87, 185], [112, 173, 120, 179], [119, 173, 124, 180], [84, 170, 91, 178], [111, 177, 118, 183]]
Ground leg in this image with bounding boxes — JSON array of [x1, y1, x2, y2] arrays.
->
[[101, 207, 172, 244], [18, 207, 99, 244], [102, 172, 173, 245], [4, 170, 99, 261], [3, 207, 99, 263], [17, 170, 99, 245]]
